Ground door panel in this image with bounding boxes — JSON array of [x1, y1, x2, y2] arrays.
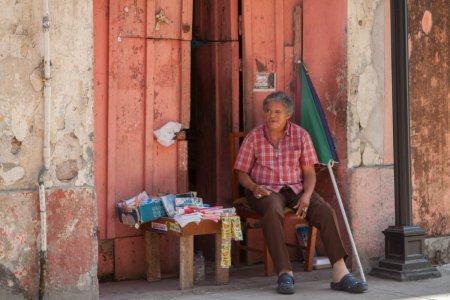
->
[[192, 42, 239, 206], [241, 0, 301, 129], [193, 0, 239, 41], [191, 0, 239, 207], [96, 0, 192, 279], [108, 36, 147, 239], [110, 0, 146, 38], [147, 0, 193, 40]]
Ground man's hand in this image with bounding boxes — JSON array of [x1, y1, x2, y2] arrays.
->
[[252, 185, 272, 199], [293, 193, 311, 219], [294, 164, 316, 218], [236, 171, 272, 199]]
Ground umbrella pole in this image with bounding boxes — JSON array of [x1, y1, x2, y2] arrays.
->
[[327, 162, 366, 282]]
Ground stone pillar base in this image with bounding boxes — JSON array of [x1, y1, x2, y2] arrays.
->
[[371, 260, 441, 281], [370, 225, 441, 281]]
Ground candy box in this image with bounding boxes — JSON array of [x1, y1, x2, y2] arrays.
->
[[138, 200, 167, 223]]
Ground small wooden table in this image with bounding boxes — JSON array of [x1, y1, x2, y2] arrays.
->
[[141, 217, 229, 289]]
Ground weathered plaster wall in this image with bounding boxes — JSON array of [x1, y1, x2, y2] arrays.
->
[[348, 167, 395, 270], [0, 192, 39, 300], [348, 0, 450, 268], [347, 0, 386, 167], [409, 1, 450, 249], [0, 0, 97, 298], [0, 1, 41, 188], [346, 0, 395, 271]]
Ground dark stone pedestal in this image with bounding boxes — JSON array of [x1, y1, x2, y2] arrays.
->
[[370, 225, 441, 281]]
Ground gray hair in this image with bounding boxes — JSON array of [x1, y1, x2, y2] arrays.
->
[[262, 91, 294, 115]]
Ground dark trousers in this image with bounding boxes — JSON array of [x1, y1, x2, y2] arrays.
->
[[246, 187, 348, 274]]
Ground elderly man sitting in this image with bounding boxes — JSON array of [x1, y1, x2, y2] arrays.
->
[[234, 91, 368, 294]]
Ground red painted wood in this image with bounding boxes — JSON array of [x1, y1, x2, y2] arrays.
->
[[242, 0, 301, 129], [146, 0, 193, 40], [144, 41, 155, 195], [191, 1, 239, 208], [94, 0, 109, 240], [107, 0, 148, 240], [111, 0, 147, 38], [193, 0, 238, 41], [180, 41, 192, 128], [114, 236, 146, 280], [95, 0, 193, 279], [243, 0, 276, 129], [191, 42, 239, 207], [178, 141, 189, 193]]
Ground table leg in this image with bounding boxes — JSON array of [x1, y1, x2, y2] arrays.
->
[[179, 234, 194, 289], [215, 233, 229, 284], [145, 231, 161, 282]]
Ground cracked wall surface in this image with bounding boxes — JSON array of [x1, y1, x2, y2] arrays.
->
[[409, 1, 450, 237], [0, 0, 97, 298], [0, 1, 94, 189], [347, 0, 385, 167], [347, 0, 450, 267], [346, 0, 394, 270]]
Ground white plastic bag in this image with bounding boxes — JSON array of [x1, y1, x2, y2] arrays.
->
[[153, 121, 182, 147]]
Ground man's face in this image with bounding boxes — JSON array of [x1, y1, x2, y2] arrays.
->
[[264, 102, 291, 131]]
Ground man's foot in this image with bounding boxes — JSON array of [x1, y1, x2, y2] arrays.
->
[[330, 273, 368, 293], [277, 273, 295, 294]]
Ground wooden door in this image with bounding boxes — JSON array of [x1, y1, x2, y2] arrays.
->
[[95, 0, 193, 280], [191, 0, 239, 208], [241, 0, 301, 129]]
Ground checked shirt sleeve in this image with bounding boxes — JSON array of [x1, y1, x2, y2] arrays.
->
[[300, 129, 319, 166], [234, 134, 255, 174]]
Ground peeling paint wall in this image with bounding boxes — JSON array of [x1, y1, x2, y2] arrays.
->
[[348, 0, 450, 268], [347, 0, 386, 167], [409, 2, 450, 238], [348, 167, 395, 271], [0, 0, 97, 298], [346, 0, 395, 271]]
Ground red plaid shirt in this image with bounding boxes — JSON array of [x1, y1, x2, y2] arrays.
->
[[234, 122, 318, 194]]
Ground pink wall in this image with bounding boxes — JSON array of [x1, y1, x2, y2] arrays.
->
[[302, 0, 351, 258], [0, 189, 97, 298]]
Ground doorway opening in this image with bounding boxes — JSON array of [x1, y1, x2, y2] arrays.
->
[[188, 0, 242, 259], [188, 0, 242, 205]]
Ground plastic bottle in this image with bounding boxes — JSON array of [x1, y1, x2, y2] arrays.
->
[[194, 250, 205, 281]]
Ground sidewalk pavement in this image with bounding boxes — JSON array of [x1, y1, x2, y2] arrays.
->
[[100, 262, 450, 300]]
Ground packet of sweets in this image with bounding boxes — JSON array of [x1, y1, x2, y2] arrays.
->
[[220, 240, 231, 268], [221, 216, 232, 239], [160, 194, 176, 217], [231, 216, 243, 241]]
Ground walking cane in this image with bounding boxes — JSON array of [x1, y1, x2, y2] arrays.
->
[[327, 161, 366, 283]]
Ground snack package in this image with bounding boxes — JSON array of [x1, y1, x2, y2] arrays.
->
[[221, 216, 232, 239], [160, 194, 176, 217], [220, 240, 232, 268], [231, 216, 243, 241]]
